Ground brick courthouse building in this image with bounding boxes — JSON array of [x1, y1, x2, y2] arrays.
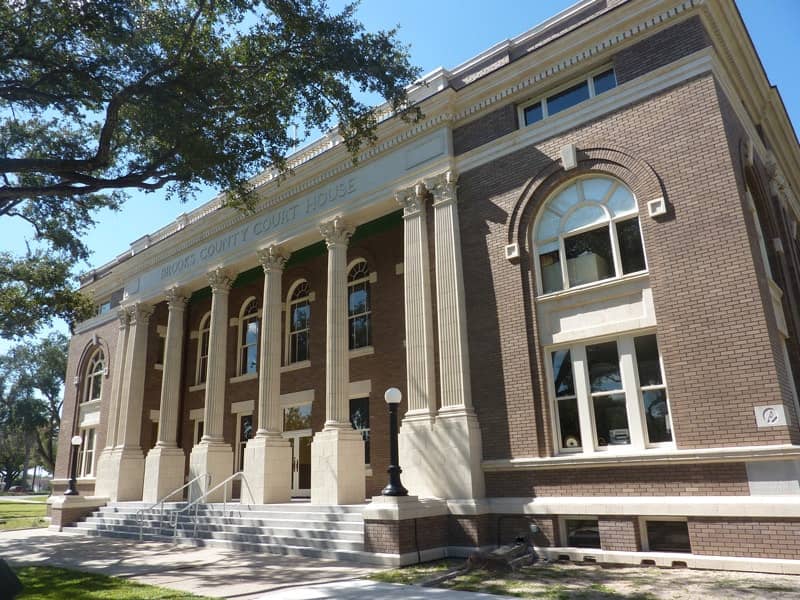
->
[[52, 0, 800, 570]]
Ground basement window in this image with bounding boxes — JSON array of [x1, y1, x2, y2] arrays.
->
[[564, 518, 601, 549], [522, 69, 617, 127], [645, 520, 691, 553]]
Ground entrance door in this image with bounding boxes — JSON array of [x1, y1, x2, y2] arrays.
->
[[286, 433, 312, 497], [282, 403, 312, 497]]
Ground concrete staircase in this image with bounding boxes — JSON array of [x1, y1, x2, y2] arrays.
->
[[66, 501, 387, 564]]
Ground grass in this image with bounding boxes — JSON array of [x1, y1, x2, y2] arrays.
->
[[0, 500, 47, 531], [15, 566, 214, 600]]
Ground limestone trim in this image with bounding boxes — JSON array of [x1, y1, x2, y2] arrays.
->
[[256, 244, 289, 437], [482, 444, 800, 472], [395, 182, 436, 416], [202, 269, 233, 443], [104, 309, 129, 450], [320, 217, 355, 428], [155, 287, 187, 448]]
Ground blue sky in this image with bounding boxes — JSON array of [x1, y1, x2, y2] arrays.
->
[[1, 0, 798, 344]]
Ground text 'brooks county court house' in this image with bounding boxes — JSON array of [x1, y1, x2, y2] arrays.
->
[[50, 0, 800, 571]]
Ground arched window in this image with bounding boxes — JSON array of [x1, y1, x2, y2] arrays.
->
[[347, 260, 372, 350], [83, 349, 105, 403], [286, 281, 311, 364], [534, 176, 646, 294], [196, 312, 211, 384], [238, 298, 260, 376]]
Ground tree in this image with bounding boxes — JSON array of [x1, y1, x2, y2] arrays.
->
[[0, 0, 421, 339], [3, 333, 68, 473]]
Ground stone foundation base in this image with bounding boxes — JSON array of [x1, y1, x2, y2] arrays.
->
[[310, 427, 365, 505], [47, 496, 107, 531], [93, 447, 145, 502], [188, 442, 234, 502], [142, 445, 186, 503], [241, 435, 292, 504]]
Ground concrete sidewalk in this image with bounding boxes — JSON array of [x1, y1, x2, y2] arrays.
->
[[0, 528, 512, 599]]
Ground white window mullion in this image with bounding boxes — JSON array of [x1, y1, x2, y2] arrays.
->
[[618, 336, 646, 450], [558, 235, 569, 291], [571, 345, 596, 454], [608, 221, 623, 279]]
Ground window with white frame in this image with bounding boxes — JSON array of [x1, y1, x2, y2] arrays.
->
[[238, 298, 260, 375], [83, 349, 105, 403], [196, 312, 211, 384], [286, 281, 311, 364], [235, 413, 254, 472], [78, 428, 96, 477], [549, 333, 672, 453], [534, 176, 646, 295], [347, 260, 372, 350], [522, 68, 617, 127]]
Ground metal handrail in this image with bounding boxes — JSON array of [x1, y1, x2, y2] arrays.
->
[[135, 472, 210, 540], [168, 471, 255, 541]]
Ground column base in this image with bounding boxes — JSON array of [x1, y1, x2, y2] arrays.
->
[[399, 414, 442, 499], [188, 442, 234, 502], [241, 435, 292, 504], [142, 446, 186, 503], [434, 408, 486, 500], [93, 447, 145, 502], [310, 427, 365, 505]]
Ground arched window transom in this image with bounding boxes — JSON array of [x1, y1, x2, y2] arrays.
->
[[83, 349, 105, 403], [347, 260, 372, 350], [287, 281, 311, 364], [534, 176, 646, 294]]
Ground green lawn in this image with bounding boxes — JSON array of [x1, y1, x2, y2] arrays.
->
[[15, 566, 214, 600], [0, 500, 48, 531]]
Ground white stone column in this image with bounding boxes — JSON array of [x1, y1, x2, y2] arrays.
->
[[94, 308, 129, 498], [395, 183, 441, 498], [189, 268, 235, 501], [242, 246, 293, 504], [143, 288, 188, 503], [98, 303, 152, 501], [310, 216, 365, 505], [429, 170, 485, 500]]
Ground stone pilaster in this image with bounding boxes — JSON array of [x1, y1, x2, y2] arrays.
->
[[396, 183, 441, 499], [242, 246, 293, 504], [143, 288, 188, 503], [98, 303, 152, 501], [310, 217, 365, 505], [94, 308, 129, 498], [188, 268, 234, 502], [429, 170, 485, 500]]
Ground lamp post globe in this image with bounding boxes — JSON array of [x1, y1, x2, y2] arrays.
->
[[382, 387, 408, 497], [64, 435, 83, 496]]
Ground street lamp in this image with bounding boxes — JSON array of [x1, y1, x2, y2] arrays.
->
[[382, 387, 408, 496], [64, 435, 82, 496]]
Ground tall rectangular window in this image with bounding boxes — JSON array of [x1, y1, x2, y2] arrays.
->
[[79, 428, 96, 477], [634, 335, 672, 444], [552, 350, 581, 450], [349, 398, 370, 464]]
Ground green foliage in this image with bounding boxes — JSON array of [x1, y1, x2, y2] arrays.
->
[[15, 566, 214, 599], [0, 0, 421, 339], [2, 333, 69, 472], [0, 500, 47, 531]]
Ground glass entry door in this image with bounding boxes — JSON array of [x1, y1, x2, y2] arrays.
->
[[283, 403, 312, 497]]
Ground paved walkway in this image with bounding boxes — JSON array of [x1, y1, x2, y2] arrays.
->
[[0, 529, 512, 599]]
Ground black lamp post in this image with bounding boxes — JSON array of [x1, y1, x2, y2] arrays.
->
[[64, 435, 83, 496], [382, 387, 408, 496]]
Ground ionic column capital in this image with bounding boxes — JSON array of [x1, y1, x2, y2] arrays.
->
[[126, 303, 153, 326], [257, 245, 290, 273], [319, 216, 354, 248], [395, 182, 428, 217], [207, 267, 234, 293], [165, 287, 188, 311], [426, 170, 459, 207]]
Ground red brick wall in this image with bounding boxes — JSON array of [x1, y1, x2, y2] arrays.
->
[[485, 463, 749, 498], [599, 517, 641, 552], [689, 518, 800, 559], [364, 515, 448, 555]]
